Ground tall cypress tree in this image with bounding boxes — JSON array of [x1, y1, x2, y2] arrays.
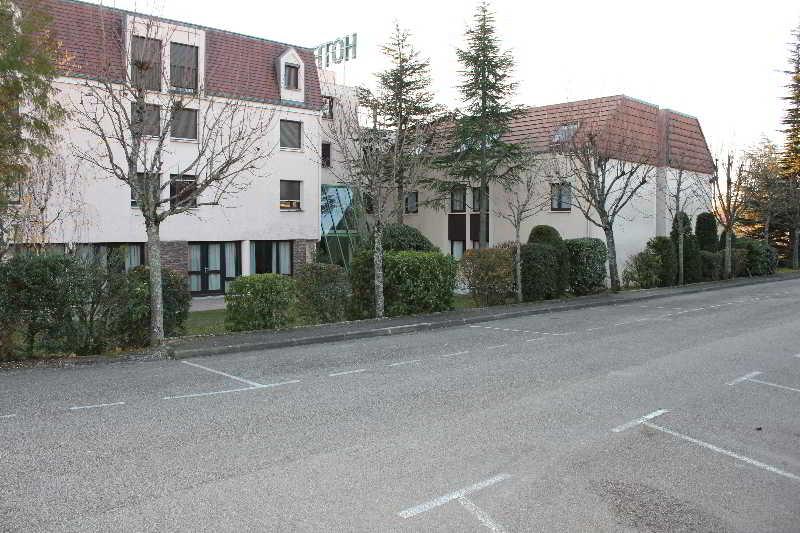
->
[[438, 1, 525, 249], [375, 23, 441, 224], [781, 24, 800, 268]]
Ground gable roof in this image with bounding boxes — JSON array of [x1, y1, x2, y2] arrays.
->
[[37, 0, 322, 110], [506, 95, 715, 174]]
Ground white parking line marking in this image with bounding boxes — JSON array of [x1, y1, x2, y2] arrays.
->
[[487, 344, 507, 350], [611, 409, 669, 433], [644, 422, 800, 482], [69, 402, 125, 411], [458, 496, 507, 532], [525, 337, 544, 342], [163, 380, 300, 400], [727, 371, 763, 386], [1, 414, 17, 419], [388, 360, 421, 367], [182, 360, 264, 387], [440, 351, 469, 358], [329, 369, 367, 377], [747, 377, 800, 394], [397, 473, 511, 519]]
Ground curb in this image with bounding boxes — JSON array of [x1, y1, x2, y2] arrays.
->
[[170, 272, 800, 359]]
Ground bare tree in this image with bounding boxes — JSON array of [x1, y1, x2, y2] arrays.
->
[[695, 151, 749, 278], [494, 155, 545, 302], [70, 17, 273, 345], [321, 86, 435, 317], [659, 163, 700, 286], [553, 131, 655, 291], [740, 140, 785, 241]]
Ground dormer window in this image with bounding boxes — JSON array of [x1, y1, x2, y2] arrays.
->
[[170, 42, 198, 93], [552, 122, 579, 144], [284, 64, 299, 90], [131, 36, 162, 91]]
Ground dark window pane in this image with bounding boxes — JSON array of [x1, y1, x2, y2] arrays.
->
[[131, 36, 162, 91], [170, 42, 198, 92], [321, 143, 331, 167], [472, 186, 488, 212], [551, 183, 571, 211], [284, 65, 299, 90], [171, 108, 198, 139], [405, 191, 418, 214], [280, 180, 301, 209], [450, 186, 465, 212], [322, 96, 334, 119], [280, 120, 302, 149], [131, 103, 160, 136], [170, 174, 197, 209]]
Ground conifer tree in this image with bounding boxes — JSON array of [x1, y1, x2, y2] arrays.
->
[[781, 24, 800, 268]]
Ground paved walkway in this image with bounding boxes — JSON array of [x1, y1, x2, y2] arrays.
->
[[190, 295, 226, 312]]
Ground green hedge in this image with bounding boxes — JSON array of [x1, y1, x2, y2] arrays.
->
[[527, 225, 569, 294], [460, 247, 514, 306], [564, 238, 607, 295], [294, 263, 350, 324], [225, 274, 298, 331], [735, 239, 778, 276], [528, 225, 563, 245], [699, 250, 721, 281], [647, 236, 677, 287], [349, 250, 457, 318], [695, 212, 718, 252], [380, 224, 436, 252], [520, 243, 564, 301], [622, 249, 662, 289]]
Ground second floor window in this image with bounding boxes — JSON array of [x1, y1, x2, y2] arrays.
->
[[284, 64, 299, 90], [322, 96, 334, 119], [280, 120, 302, 149], [405, 191, 419, 214], [550, 182, 572, 211], [472, 185, 488, 212], [170, 174, 197, 209], [171, 108, 198, 140], [450, 186, 466, 212], [131, 36, 162, 91], [280, 180, 301, 210], [3, 182, 22, 205], [170, 42, 198, 92], [131, 103, 160, 137], [321, 143, 331, 168]]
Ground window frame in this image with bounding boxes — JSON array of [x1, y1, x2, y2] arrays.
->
[[284, 64, 300, 90], [3, 182, 22, 205], [322, 96, 334, 120], [321, 142, 331, 168], [169, 174, 198, 209], [130, 35, 162, 92], [404, 191, 419, 214], [170, 107, 198, 140], [131, 103, 161, 137], [169, 42, 199, 93], [471, 185, 488, 212], [450, 186, 466, 213], [550, 182, 572, 212], [279, 119, 303, 150], [280, 179, 302, 210]]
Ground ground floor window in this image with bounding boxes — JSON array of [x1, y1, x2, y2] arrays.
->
[[189, 241, 241, 294], [450, 240, 465, 259], [250, 240, 292, 276], [74, 243, 144, 272]]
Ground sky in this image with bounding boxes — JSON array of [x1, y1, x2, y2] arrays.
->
[[94, 0, 799, 152]]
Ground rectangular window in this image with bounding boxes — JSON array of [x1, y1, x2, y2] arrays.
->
[[550, 182, 572, 211], [321, 143, 331, 168], [124, 244, 144, 271], [280, 179, 301, 210], [250, 240, 293, 275], [280, 120, 302, 149], [131, 103, 160, 137], [131, 36, 162, 91], [450, 240, 465, 260], [552, 122, 579, 144], [322, 96, 334, 120], [405, 191, 419, 214], [170, 174, 197, 209], [284, 64, 299, 90], [472, 186, 488, 212], [3, 182, 22, 205], [170, 42, 198, 92], [450, 186, 466, 212], [171, 108, 198, 140]]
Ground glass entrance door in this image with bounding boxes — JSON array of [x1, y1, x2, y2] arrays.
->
[[189, 242, 239, 294]]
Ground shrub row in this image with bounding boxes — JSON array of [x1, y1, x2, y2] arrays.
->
[[0, 253, 189, 360]]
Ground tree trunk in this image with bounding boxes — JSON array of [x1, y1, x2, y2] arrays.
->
[[763, 215, 770, 242], [603, 225, 620, 292], [373, 221, 385, 318], [677, 231, 685, 286], [793, 226, 800, 270], [514, 229, 522, 303], [146, 222, 165, 346], [479, 179, 489, 249], [396, 182, 404, 225], [724, 228, 733, 279]]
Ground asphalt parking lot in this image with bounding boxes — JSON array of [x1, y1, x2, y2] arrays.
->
[[2, 278, 799, 531]]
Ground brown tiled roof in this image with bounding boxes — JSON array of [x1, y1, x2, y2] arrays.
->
[[507, 95, 715, 174], [38, 0, 322, 110]]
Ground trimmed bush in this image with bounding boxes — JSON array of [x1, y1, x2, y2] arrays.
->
[[622, 249, 662, 289], [564, 238, 608, 295], [225, 274, 298, 331], [699, 250, 721, 281], [294, 263, 350, 324], [647, 236, 677, 287], [380, 224, 436, 252], [528, 225, 563, 245], [349, 250, 457, 318], [460, 247, 514, 306], [116, 266, 191, 345], [683, 235, 703, 284], [734, 239, 778, 277], [520, 243, 564, 301], [695, 212, 718, 252]]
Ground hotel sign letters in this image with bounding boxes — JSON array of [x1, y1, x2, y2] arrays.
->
[[315, 33, 357, 68]]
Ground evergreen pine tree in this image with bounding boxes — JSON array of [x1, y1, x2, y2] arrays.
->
[[781, 24, 800, 268]]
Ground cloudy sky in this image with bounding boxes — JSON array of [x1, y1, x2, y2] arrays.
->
[[95, 0, 798, 151]]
